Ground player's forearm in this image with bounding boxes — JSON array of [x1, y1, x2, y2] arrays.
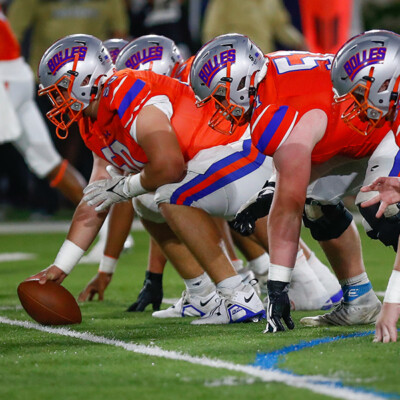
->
[[67, 201, 108, 251], [267, 206, 302, 269]]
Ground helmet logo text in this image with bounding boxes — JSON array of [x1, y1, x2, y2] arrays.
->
[[47, 46, 88, 75], [125, 46, 163, 69], [344, 47, 386, 81], [198, 49, 236, 88]]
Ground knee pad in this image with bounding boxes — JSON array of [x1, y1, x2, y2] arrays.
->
[[358, 203, 400, 251], [303, 200, 353, 241]]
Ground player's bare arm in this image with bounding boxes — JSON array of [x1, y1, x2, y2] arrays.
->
[[29, 154, 111, 284], [269, 109, 327, 268], [136, 105, 186, 190]]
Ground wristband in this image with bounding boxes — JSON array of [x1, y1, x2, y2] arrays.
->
[[53, 240, 85, 274], [384, 270, 400, 303], [269, 263, 293, 283], [99, 255, 118, 274], [123, 173, 147, 197]]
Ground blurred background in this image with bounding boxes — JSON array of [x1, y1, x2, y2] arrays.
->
[[0, 0, 399, 221]]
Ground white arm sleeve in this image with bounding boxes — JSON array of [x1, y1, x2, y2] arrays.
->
[[129, 95, 173, 142]]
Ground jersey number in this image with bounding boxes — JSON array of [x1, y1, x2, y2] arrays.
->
[[273, 52, 333, 74]]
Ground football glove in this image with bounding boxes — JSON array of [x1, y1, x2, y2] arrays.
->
[[127, 271, 163, 312], [229, 181, 275, 236], [264, 280, 295, 333], [83, 165, 129, 212]]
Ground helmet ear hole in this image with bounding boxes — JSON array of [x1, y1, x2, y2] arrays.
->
[[237, 76, 246, 91], [81, 75, 92, 86]]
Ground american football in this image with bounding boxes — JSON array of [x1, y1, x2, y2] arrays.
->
[[17, 280, 82, 325]]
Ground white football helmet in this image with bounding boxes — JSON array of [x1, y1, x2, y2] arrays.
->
[[103, 38, 129, 63], [331, 29, 400, 135], [190, 33, 265, 134], [115, 34, 183, 76], [38, 34, 114, 138]]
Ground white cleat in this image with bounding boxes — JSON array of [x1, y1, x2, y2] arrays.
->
[[300, 289, 382, 327], [152, 289, 220, 318], [191, 283, 266, 325], [238, 267, 262, 298]]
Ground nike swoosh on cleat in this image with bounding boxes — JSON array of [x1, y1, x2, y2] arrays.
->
[[244, 293, 254, 303], [200, 295, 215, 307]]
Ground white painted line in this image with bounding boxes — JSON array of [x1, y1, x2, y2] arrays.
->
[[0, 316, 388, 400], [0, 305, 23, 311], [0, 253, 36, 262]]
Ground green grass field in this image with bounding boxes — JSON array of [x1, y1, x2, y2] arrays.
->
[[1, 223, 399, 400]]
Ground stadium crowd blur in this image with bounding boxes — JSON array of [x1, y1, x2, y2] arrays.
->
[[0, 0, 399, 220]]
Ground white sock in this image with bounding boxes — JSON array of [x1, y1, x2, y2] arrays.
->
[[184, 272, 214, 296], [231, 259, 245, 273], [247, 253, 270, 275], [289, 249, 331, 311], [339, 272, 369, 287], [216, 275, 243, 290], [307, 251, 342, 299]]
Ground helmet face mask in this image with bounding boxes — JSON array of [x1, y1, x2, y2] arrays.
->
[[191, 33, 265, 135], [331, 30, 400, 136], [38, 34, 114, 138], [115, 35, 183, 76]]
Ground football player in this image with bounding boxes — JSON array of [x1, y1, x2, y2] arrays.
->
[[29, 33, 268, 324], [0, 6, 85, 207], [331, 30, 400, 343], [190, 33, 399, 334]]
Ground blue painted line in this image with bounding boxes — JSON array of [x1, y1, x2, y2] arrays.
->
[[252, 330, 400, 399], [254, 330, 374, 369]]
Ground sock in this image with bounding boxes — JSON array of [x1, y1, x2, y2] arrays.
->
[[216, 275, 243, 290], [247, 253, 270, 275], [231, 259, 245, 273], [184, 272, 214, 296], [340, 272, 372, 303]]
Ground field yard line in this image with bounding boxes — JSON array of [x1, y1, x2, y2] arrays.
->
[[0, 316, 392, 400]]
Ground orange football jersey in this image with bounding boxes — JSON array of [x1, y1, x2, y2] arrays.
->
[[250, 51, 391, 164], [0, 7, 20, 61], [79, 69, 245, 172]]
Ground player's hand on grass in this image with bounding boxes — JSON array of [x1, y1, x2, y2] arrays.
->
[[27, 265, 67, 285], [264, 280, 295, 333], [373, 302, 400, 343], [127, 271, 163, 312], [78, 272, 113, 301]]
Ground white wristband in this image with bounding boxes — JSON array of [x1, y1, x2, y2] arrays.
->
[[54, 240, 85, 275], [99, 255, 118, 274], [384, 270, 400, 303], [123, 173, 147, 197], [269, 263, 293, 283]]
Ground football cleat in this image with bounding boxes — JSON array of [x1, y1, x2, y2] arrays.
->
[[238, 267, 261, 298], [152, 289, 220, 318], [191, 283, 266, 325], [300, 289, 382, 327]]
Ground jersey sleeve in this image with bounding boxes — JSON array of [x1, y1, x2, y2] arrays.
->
[[250, 104, 298, 156], [106, 73, 152, 133]]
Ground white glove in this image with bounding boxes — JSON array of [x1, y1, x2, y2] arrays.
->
[[83, 165, 129, 212]]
